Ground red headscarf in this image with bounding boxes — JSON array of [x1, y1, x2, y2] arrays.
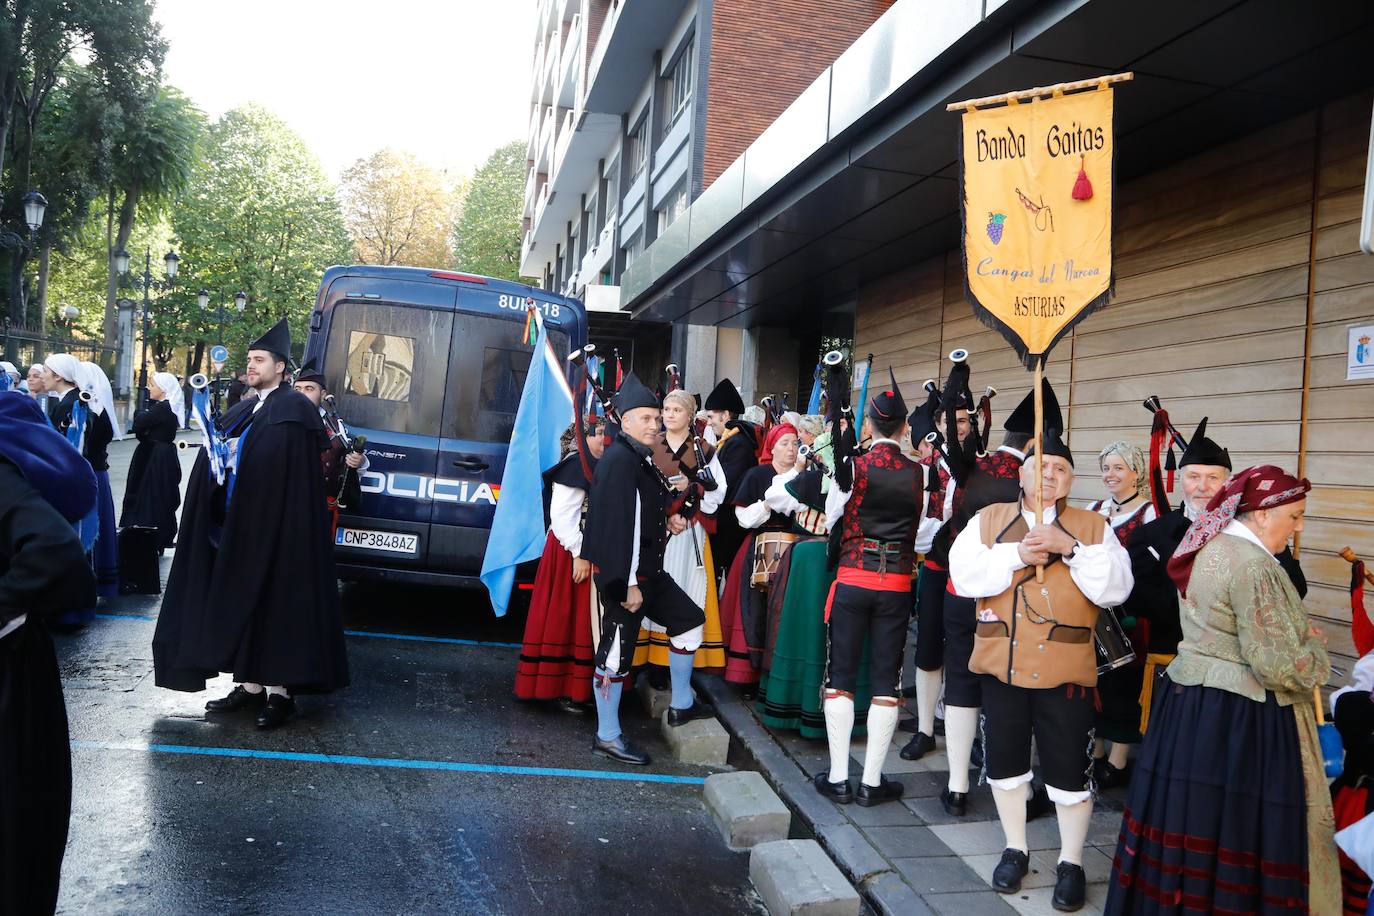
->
[[759, 423, 798, 466], [1167, 465, 1310, 596]]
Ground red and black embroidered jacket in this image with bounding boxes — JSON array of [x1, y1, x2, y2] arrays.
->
[[929, 447, 1024, 568], [838, 442, 924, 575]]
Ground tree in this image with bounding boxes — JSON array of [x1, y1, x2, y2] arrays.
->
[[340, 148, 455, 268], [168, 105, 350, 374], [452, 140, 525, 281]]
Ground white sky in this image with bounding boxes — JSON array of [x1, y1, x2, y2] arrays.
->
[[155, 0, 536, 180]]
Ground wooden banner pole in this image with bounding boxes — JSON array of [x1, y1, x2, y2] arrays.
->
[[1033, 359, 1045, 584], [945, 72, 1134, 112], [1341, 547, 1374, 588]]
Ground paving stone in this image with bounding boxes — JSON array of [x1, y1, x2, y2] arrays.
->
[[662, 711, 730, 766], [842, 797, 921, 827], [705, 771, 791, 850], [929, 820, 1012, 856], [861, 824, 949, 859], [861, 870, 937, 916], [1001, 879, 1109, 916], [815, 822, 890, 883], [892, 855, 989, 895], [924, 889, 1019, 915], [636, 679, 674, 719], [898, 771, 947, 799], [749, 839, 861, 916]]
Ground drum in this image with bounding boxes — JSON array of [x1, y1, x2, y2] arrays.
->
[[750, 532, 797, 590], [1093, 605, 1136, 675]]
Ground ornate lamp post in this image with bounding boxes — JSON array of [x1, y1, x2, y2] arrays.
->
[[115, 248, 179, 411]]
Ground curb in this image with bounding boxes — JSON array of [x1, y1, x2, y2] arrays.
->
[[696, 674, 936, 916]]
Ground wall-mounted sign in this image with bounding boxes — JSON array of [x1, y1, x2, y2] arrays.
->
[[1349, 323, 1374, 381]]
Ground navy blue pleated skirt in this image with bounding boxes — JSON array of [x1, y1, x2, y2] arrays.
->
[[1105, 675, 1310, 915], [57, 470, 118, 626]]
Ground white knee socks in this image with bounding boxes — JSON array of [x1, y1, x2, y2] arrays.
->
[[1056, 799, 1093, 865], [944, 705, 980, 793], [991, 781, 1030, 853], [916, 668, 942, 736], [825, 693, 856, 784], [862, 702, 899, 788]]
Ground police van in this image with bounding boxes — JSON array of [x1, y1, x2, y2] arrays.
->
[[302, 265, 587, 587]]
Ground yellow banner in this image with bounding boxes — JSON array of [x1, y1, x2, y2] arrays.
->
[[960, 87, 1114, 367]]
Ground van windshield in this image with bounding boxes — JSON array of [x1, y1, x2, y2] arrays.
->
[[327, 301, 452, 435], [443, 312, 569, 442]]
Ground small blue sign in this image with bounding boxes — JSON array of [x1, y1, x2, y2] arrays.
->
[[210, 345, 229, 363]]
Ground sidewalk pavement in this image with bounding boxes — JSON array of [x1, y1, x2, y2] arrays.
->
[[698, 675, 1130, 916]]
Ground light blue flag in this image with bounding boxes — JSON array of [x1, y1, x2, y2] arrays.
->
[[480, 310, 575, 616], [805, 363, 822, 414]]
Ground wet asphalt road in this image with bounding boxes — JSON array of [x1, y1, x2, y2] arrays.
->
[[54, 433, 764, 916]]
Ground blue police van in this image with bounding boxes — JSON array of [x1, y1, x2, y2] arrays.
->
[[302, 265, 588, 587]]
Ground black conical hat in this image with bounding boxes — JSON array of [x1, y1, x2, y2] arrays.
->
[[294, 356, 325, 386], [1179, 417, 1231, 470], [703, 377, 746, 415], [1025, 427, 1074, 467], [612, 371, 659, 415], [248, 318, 291, 360], [1003, 379, 1062, 435], [869, 367, 908, 423]]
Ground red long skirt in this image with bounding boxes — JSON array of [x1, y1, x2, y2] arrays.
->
[[717, 533, 761, 686], [513, 532, 593, 703]]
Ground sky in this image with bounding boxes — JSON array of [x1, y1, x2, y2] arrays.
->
[[154, 0, 536, 180]]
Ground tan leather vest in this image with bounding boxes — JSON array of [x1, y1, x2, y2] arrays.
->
[[967, 501, 1107, 689]]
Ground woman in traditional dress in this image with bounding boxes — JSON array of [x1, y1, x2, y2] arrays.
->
[[121, 372, 184, 548], [1106, 465, 1337, 916], [716, 423, 799, 691], [514, 418, 605, 710], [633, 389, 728, 674], [1085, 441, 1156, 788]]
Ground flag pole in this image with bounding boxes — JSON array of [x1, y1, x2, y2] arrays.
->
[[1034, 357, 1045, 584]]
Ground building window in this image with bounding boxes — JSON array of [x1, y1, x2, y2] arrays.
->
[[663, 40, 694, 129], [602, 156, 620, 216], [657, 183, 687, 233], [626, 117, 648, 179], [622, 231, 644, 270]]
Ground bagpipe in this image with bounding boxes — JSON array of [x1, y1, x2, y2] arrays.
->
[[822, 349, 859, 491], [1141, 394, 1190, 516], [188, 373, 232, 485], [324, 392, 368, 508], [663, 362, 717, 495]]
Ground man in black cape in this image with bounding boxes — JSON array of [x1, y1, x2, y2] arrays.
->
[[0, 392, 98, 915], [703, 377, 755, 581], [153, 318, 349, 729]]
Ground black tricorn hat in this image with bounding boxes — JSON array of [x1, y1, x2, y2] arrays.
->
[[1025, 427, 1074, 467], [248, 317, 292, 362], [612, 371, 659, 415], [1004, 379, 1063, 435], [868, 367, 908, 423], [1179, 417, 1231, 470], [294, 357, 326, 387], [703, 377, 746, 415]]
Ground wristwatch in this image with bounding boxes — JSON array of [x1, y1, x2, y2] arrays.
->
[[1064, 540, 1083, 561]]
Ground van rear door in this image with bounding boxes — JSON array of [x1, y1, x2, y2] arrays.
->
[[322, 282, 454, 570], [429, 292, 573, 573]]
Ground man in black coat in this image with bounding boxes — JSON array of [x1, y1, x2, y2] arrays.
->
[[582, 372, 709, 766], [153, 319, 349, 729], [0, 392, 98, 916], [703, 377, 756, 580]]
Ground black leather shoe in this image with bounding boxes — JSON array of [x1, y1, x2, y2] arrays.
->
[[899, 731, 936, 760], [592, 735, 651, 765], [556, 697, 592, 715], [1027, 783, 1053, 822], [897, 716, 920, 733], [665, 700, 714, 727], [812, 772, 853, 804], [255, 694, 295, 729], [969, 737, 984, 770], [992, 848, 1030, 893], [856, 775, 904, 807], [1099, 760, 1130, 789], [940, 788, 967, 817], [206, 685, 264, 713], [1052, 861, 1087, 911]]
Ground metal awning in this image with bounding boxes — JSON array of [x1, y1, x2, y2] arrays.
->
[[621, 0, 1374, 331]]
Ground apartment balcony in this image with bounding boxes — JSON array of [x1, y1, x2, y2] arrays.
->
[[533, 106, 555, 173], [579, 208, 617, 282], [554, 13, 582, 111], [524, 105, 541, 160], [522, 168, 539, 219], [584, 0, 691, 114]]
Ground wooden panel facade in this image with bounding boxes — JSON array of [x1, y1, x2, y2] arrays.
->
[[852, 90, 1374, 673]]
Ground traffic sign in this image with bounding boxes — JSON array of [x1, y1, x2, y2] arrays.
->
[[210, 345, 229, 363]]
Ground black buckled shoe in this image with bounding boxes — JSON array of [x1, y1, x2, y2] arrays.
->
[[665, 700, 714, 727], [1051, 861, 1087, 911], [855, 775, 904, 807], [900, 731, 936, 761], [812, 772, 853, 804], [592, 735, 651, 766], [556, 697, 593, 715], [940, 788, 967, 817], [991, 848, 1030, 894], [255, 694, 296, 729], [206, 685, 264, 713]]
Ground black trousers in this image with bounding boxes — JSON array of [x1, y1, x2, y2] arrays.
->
[[913, 565, 949, 671], [594, 571, 704, 677], [943, 592, 981, 707], [982, 675, 1096, 792], [826, 584, 909, 698]]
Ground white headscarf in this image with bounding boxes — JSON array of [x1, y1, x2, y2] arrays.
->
[[0, 362, 18, 391], [74, 360, 125, 439], [152, 371, 185, 428], [44, 353, 80, 384]]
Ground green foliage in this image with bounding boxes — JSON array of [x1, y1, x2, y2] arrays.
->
[[168, 105, 350, 370], [452, 140, 525, 282]]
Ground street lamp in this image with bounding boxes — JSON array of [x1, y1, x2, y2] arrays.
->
[[58, 303, 79, 349], [116, 248, 179, 411], [202, 290, 249, 347], [20, 192, 47, 233], [112, 248, 131, 276], [197, 289, 210, 310]]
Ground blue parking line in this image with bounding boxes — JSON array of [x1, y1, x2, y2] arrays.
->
[[92, 614, 521, 649], [71, 740, 705, 785]]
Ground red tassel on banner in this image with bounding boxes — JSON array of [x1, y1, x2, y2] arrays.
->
[[1072, 155, 1093, 201], [1354, 561, 1372, 657]]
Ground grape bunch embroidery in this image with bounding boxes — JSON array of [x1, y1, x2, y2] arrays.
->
[[986, 212, 1007, 245]]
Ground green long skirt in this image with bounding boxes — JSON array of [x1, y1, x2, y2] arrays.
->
[[757, 540, 872, 739]]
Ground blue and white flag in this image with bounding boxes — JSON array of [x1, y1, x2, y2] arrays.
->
[[806, 363, 822, 414], [480, 308, 575, 617], [190, 386, 230, 485]]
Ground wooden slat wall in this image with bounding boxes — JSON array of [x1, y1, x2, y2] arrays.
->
[[852, 90, 1374, 674]]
